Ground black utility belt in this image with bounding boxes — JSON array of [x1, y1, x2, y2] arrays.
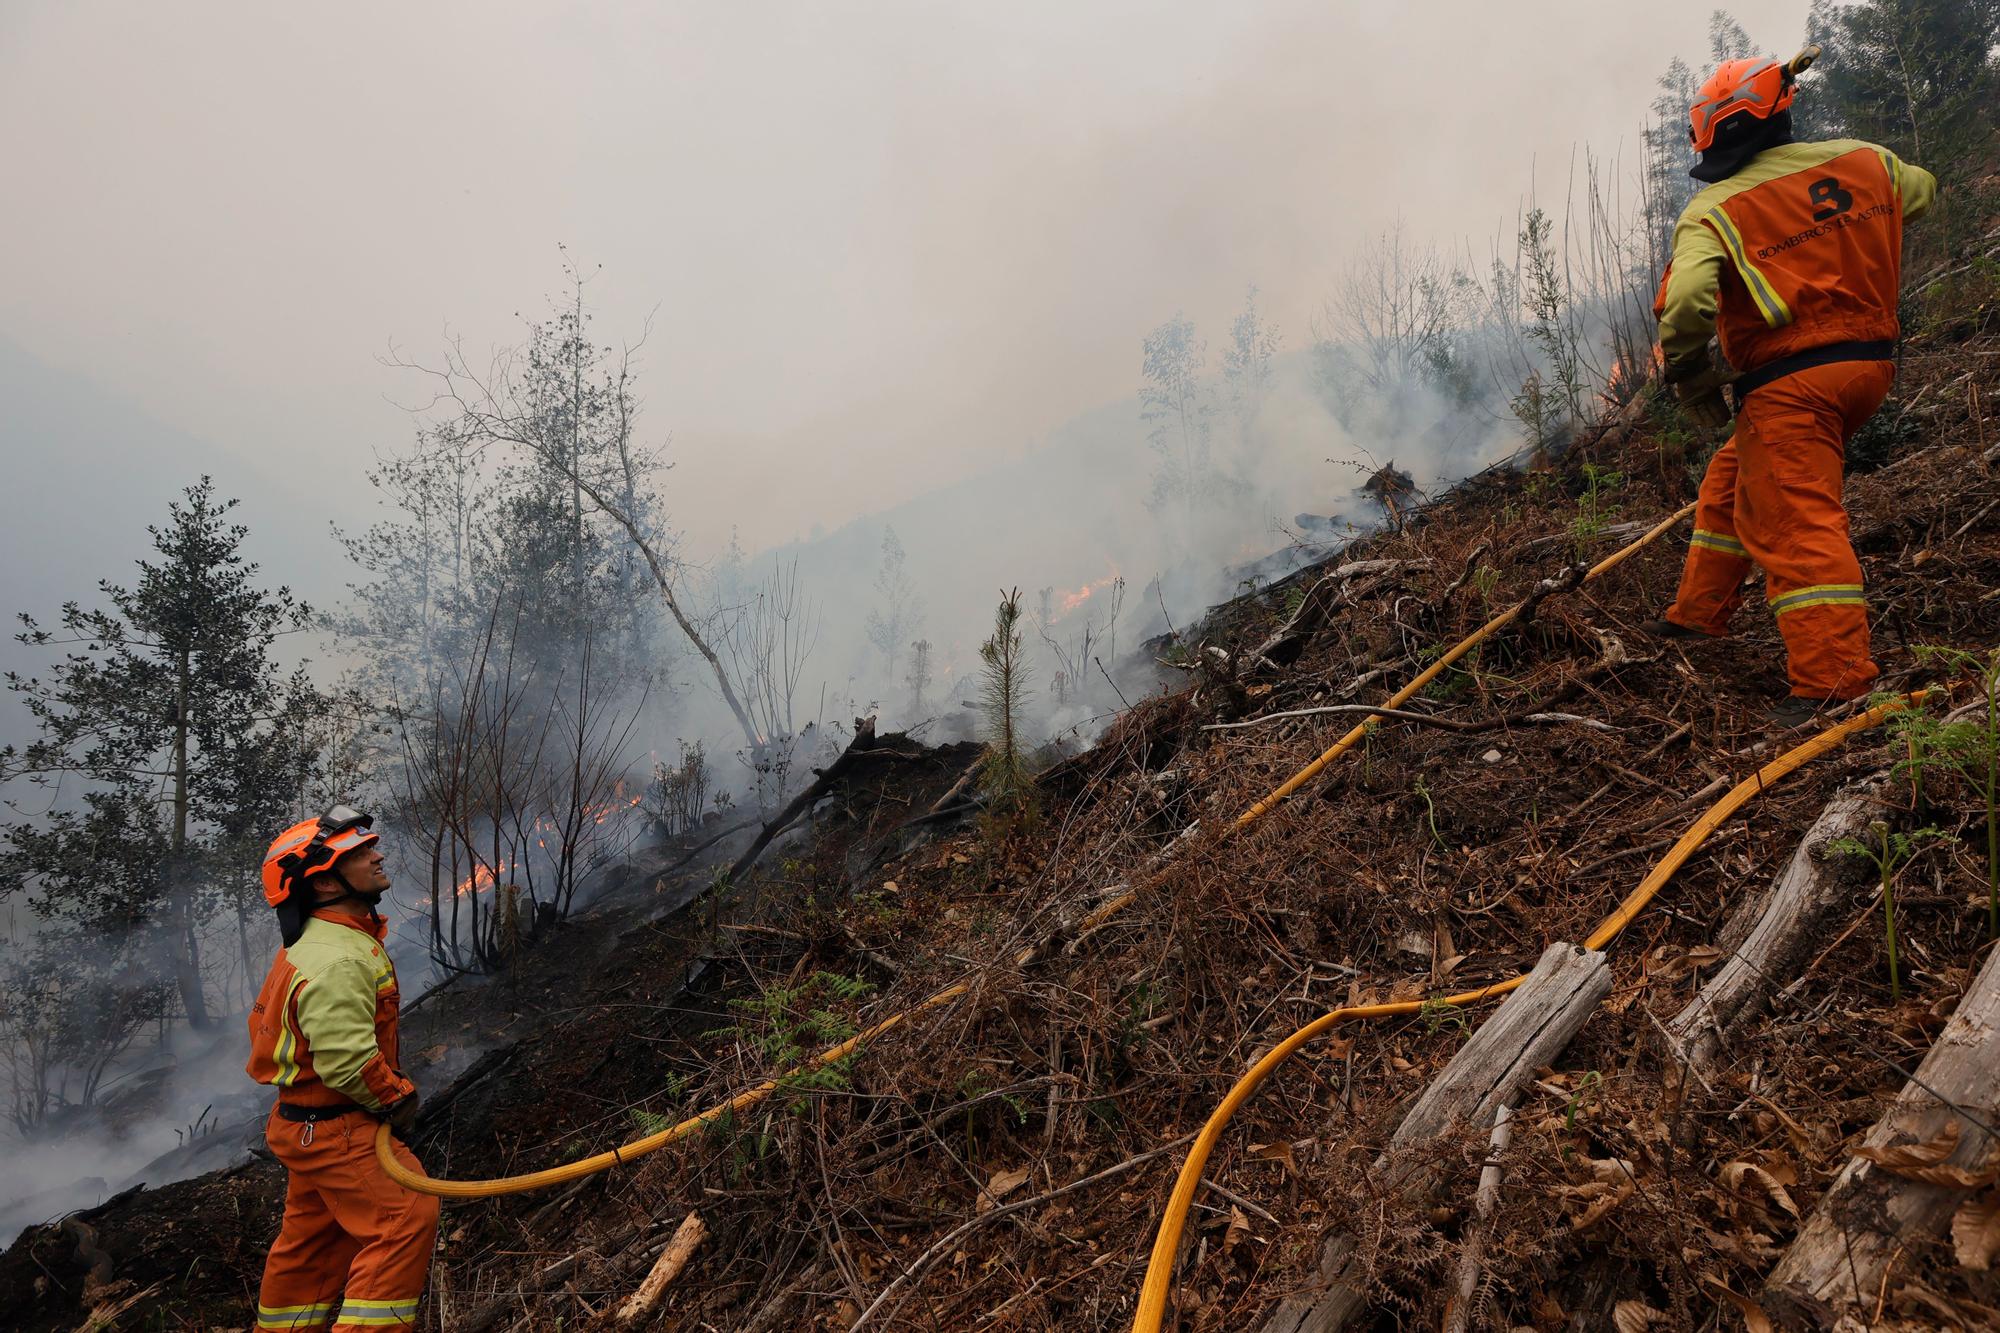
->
[[1734, 340, 1895, 401], [277, 1101, 367, 1123]]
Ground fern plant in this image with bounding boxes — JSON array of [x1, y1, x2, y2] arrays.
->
[[978, 587, 1038, 835], [1906, 647, 2000, 938], [1569, 464, 1623, 561], [704, 971, 876, 1112]]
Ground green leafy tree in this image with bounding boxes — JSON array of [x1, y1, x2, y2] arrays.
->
[[2, 479, 312, 1028]]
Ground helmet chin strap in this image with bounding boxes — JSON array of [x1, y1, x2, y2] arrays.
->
[[314, 879, 387, 920]]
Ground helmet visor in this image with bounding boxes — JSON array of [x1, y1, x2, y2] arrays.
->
[[320, 805, 373, 834]]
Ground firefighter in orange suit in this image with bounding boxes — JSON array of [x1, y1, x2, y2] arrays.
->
[[247, 807, 437, 1331], [1644, 48, 1935, 726]]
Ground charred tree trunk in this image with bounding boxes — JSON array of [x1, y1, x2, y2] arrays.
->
[[724, 717, 921, 892], [1259, 944, 1612, 1333]]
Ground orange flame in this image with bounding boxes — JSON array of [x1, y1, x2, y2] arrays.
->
[[1055, 569, 1123, 617], [453, 859, 514, 898]]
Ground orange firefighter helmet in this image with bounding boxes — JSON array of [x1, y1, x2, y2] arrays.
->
[[261, 806, 379, 907], [1687, 57, 1797, 153]]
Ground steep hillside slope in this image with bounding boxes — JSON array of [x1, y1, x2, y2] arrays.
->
[[5, 248, 1998, 1332]]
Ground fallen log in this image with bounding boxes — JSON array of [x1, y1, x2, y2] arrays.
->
[[1259, 943, 1612, 1333], [1763, 935, 2000, 1327], [1245, 563, 1412, 674], [1662, 777, 1882, 1088]]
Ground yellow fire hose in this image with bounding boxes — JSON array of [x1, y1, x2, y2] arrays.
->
[[1128, 691, 1924, 1332], [1079, 502, 1698, 932], [378, 502, 1697, 1198]]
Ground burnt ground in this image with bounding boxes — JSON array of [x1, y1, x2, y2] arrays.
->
[[0, 740, 980, 1331], [5, 252, 2000, 1331]]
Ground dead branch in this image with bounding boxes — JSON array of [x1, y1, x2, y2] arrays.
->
[[1260, 944, 1612, 1333], [1201, 705, 1618, 735], [616, 1211, 708, 1324], [847, 1134, 1197, 1332], [723, 717, 922, 888], [1443, 1103, 1513, 1333], [1434, 541, 1492, 610]]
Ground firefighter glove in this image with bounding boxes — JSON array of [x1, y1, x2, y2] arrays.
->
[[1666, 352, 1736, 431], [386, 1092, 422, 1138]]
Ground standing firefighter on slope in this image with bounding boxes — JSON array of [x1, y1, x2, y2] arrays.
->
[[1645, 46, 1935, 727], [247, 807, 437, 1331]]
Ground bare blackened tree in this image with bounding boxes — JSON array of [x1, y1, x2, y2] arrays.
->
[[392, 592, 643, 973], [1313, 224, 1479, 420], [646, 740, 710, 842], [1034, 578, 1124, 710], [1140, 314, 1228, 530], [905, 639, 934, 720], [387, 261, 758, 748], [718, 557, 821, 811]]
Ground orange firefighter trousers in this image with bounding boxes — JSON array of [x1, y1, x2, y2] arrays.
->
[[256, 1105, 439, 1331], [1665, 358, 1894, 700]]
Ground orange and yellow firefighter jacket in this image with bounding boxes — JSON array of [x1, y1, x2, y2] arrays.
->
[[247, 912, 415, 1112], [1656, 138, 1936, 380]]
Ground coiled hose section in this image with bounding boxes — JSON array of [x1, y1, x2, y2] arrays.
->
[[1128, 691, 1925, 1332], [380, 503, 1698, 1199]]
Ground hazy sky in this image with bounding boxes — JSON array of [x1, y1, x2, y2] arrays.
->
[[1, 1, 1810, 556]]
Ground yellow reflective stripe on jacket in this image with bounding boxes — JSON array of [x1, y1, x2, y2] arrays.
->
[[1876, 148, 1901, 202], [1701, 205, 1794, 328], [1770, 583, 1865, 615], [1690, 528, 1748, 556], [271, 974, 311, 1087]]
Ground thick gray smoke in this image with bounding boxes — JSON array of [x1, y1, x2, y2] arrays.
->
[[1, 0, 1819, 1244]]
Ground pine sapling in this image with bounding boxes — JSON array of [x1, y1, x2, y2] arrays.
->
[[978, 587, 1038, 835], [1831, 820, 1942, 1002]]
